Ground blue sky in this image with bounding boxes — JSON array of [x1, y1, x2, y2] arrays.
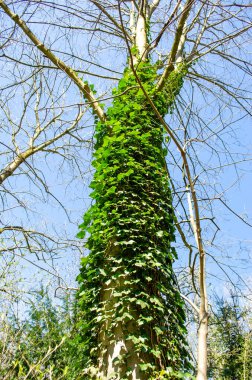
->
[[0, 0, 251, 315]]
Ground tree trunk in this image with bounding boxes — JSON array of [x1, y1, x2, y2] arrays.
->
[[197, 311, 208, 380], [77, 65, 191, 379], [97, 244, 150, 380]]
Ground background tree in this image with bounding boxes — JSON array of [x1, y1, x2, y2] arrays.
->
[[0, 286, 82, 380], [208, 294, 252, 380], [0, 1, 251, 379]]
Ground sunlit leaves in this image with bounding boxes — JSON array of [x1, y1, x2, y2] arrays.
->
[[76, 62, 191, 377]]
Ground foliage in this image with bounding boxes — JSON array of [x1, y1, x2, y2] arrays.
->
[[77, 61, 191, 377], [208, 296, 252, 380], [151, 368, 196, 379], [0, 287, 83, 380]]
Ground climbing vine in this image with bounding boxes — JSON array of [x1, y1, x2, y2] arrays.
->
[[77, 61, 191, 379]]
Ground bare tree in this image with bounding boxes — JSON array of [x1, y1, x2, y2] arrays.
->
[[0, 1, 251, 379]]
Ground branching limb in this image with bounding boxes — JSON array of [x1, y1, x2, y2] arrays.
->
[[147, 0, 182, 55], [149, 0, 161, 17], [0, 0, 105, 122], [157, 0, 194, 90], [0, 108, 85, 185], [89, 0, 132, 41], [180, 292, 200, 314]]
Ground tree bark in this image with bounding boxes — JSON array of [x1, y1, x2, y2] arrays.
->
[[97, 246, 150, 380], [197, 311, 208, 380]]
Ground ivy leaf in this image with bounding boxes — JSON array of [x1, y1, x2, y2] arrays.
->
[[124, 239, 135, 245], [139, 363, 155, 371], [136, 299, 149, 309], [76, 230, 85, 239], [99, 269, 106, 276], [106, 186, 117, 196], [117, 169, 134, 181]]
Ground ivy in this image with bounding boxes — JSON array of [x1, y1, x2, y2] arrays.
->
[[77, 61, 191, 378], [151, 368, 196, 380]]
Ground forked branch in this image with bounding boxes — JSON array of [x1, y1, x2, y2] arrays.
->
[[0, 0, 106, 122], [157, 0, 194, 90]]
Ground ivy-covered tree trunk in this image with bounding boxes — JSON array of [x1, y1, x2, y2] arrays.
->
[[76, 28, 192, 372], [77, 2, 192, 379], [77, 59, 191, 378]]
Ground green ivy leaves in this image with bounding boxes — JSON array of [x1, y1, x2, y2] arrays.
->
[[76, 61, 191, 378]]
